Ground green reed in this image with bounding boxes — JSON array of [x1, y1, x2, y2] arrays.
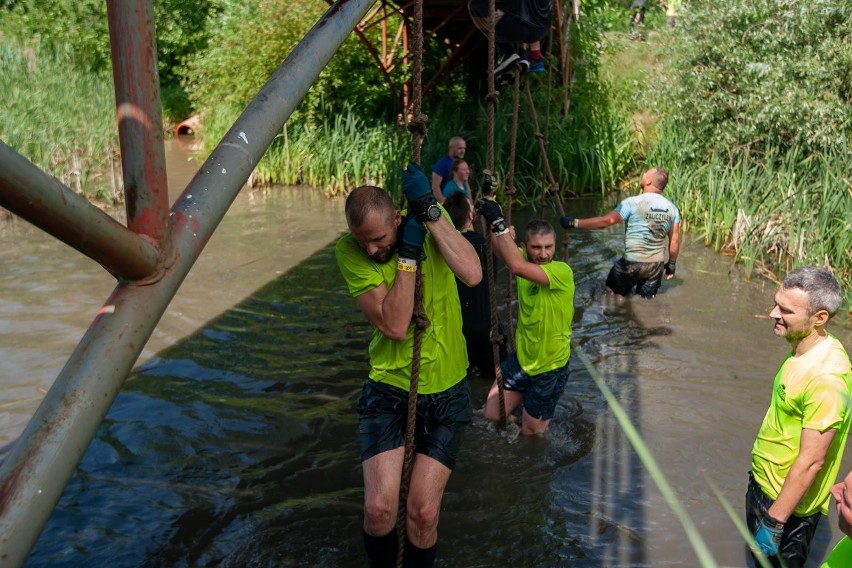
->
[[648, 124, 852, 307], [0, 38, 120, 203]]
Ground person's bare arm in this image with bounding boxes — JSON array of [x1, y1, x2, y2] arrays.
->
[[490, 231, 549, 285], [431, 172, 443, 202], [353, 271, 416, 341], [668, 222, 681, 263], [766, 427, 837, 522], [575, 210, 623, 230], [427, 216, 482, 286]]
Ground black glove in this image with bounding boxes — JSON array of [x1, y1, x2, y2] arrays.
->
[[475, 198, 509, 235], [398, 215, 427, 260], [481, 169, 496, 196], [664, 261, 676, 276], [560, 216, 576, 229], [402, 162, 437, 221]]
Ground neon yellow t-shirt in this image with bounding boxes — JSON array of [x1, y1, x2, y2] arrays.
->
[[667, 0, 682, 17], [334, 223, 467, 395], [751, 335, 852, 516], [514, 255, 575, 376]]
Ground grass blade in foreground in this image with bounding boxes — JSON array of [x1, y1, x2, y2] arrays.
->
[[575, 346, 718, 567], [707, 479, 774, 568]]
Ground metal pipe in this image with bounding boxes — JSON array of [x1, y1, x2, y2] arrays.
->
[[0, 0, 377, 565], [0, 140, 161, 280], [106, 0, 171, 249]]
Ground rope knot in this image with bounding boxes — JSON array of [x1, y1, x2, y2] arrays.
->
[[485, 90, 500, 104], [407, 113, 429, 137]]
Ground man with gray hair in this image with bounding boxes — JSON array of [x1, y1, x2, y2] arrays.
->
[[747, 266, 852, 567], [430, 136, 466, 201]]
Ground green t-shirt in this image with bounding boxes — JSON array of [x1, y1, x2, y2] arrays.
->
[[335, 226, 467, 395], [751, 335, 852, 516], [515, 255, 575, 376]]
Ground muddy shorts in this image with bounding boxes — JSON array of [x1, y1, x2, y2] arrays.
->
[[357, 378, 472, 469], [501, 353, 570, 420], [605, 257, 665, 298], [745, 471, 822, 568]]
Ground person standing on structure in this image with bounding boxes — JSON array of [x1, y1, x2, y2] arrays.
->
[[746, 266, 852, 568], [335, 163, 482, 567], [560, 166, 680, 299], [431, 136, 466, 202], [477, 199, 574, 435]]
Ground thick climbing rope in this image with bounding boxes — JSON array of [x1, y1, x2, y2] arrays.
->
[[481, 0, 508, 426], [501, 69, 521, 355], [397, 0, 428, 564]]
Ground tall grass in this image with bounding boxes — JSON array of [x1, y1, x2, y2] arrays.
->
[[0, 38, 120, 203], [648, 122, 852, 307]]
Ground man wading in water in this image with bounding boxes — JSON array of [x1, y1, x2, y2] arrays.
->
[[335, 163, 481, 567], [561, 167, 681, 299]]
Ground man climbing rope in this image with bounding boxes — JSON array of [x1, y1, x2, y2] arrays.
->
[[335, 163, 481, 567], [477, 199, 574, 435], [560, 166, 680, 299], [468, 0, 553, 78]]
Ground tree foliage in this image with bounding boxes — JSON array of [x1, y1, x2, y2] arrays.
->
[[657, 0, 852, 158], [0, 0, 218, 119], [182, 0, 394, 135]]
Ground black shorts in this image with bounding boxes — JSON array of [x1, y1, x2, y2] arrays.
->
[[501, 353, 570, 420], [357, 378, 472, 469], [745, 471, 822, 568], [605, 257, 665, 298]]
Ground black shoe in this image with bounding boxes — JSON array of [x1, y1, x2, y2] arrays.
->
[[494, 52, 521, 75]]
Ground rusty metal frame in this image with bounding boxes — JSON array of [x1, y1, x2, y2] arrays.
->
[[0, 0, 377, 565]]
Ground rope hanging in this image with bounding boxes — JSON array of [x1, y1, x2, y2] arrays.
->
[[480, 0, 508, 427], [501, 67, 521, 355], [397, 0, 428, 564]]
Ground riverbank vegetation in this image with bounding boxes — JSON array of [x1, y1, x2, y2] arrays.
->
[[0, 0, 849, 304]]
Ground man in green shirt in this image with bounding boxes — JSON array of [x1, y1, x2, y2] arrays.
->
[[477, 199, 575, 435], [335, 163, 481, 567], [747, 266, 852, 567]]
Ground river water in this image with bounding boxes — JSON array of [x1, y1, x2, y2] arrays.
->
[[1, 139, 851, 567]]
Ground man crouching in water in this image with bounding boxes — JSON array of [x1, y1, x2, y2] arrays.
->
[[335, 163, 481, 567]]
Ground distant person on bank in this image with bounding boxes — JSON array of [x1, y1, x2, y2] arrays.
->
[[431, 136, 467, 202], [746, 266, 852, 568], [442, 159, 472, 202], [560, 167, 680, 298]]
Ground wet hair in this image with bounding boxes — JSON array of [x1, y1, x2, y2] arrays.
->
[[443, 192, 471, 229], [344, 185, 396, 228], [451, 158, 468, 174], [648, 167, 669, 190], [782, 266, 844, 318], [524, 218, 556, 241]]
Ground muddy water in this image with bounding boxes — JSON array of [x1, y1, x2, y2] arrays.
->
[[1, 140, 851, 566]]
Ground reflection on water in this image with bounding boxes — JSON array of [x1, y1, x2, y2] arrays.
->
[[3, 153, 851, 565]]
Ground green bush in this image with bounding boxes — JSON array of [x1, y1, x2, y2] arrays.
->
[[657, 0, 852, 159]]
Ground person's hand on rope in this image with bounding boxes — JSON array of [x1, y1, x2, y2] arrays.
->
[[664, 260, 676, 279], [402, 162, 439, 223], [752, 513, 784, 558], [480, 169, 498, 197], [476, 198, 509, 236], [398, 215, 427, 261], [559, 215, 576, 229]]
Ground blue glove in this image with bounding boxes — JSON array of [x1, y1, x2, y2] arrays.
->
[[402, 162, 437, 220], [475, 198, 504, 225], [398, 215, 427, 260], [753, 515, 784, 557]]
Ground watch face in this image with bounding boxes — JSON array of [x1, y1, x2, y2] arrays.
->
[[427, 205, 441, 221]]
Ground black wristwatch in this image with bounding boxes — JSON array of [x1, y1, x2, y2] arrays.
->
[[420, 204, 441, 223]]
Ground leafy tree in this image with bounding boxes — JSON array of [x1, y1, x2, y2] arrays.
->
[[657, 0, 852, 159], [0, 0, 219, 120]]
